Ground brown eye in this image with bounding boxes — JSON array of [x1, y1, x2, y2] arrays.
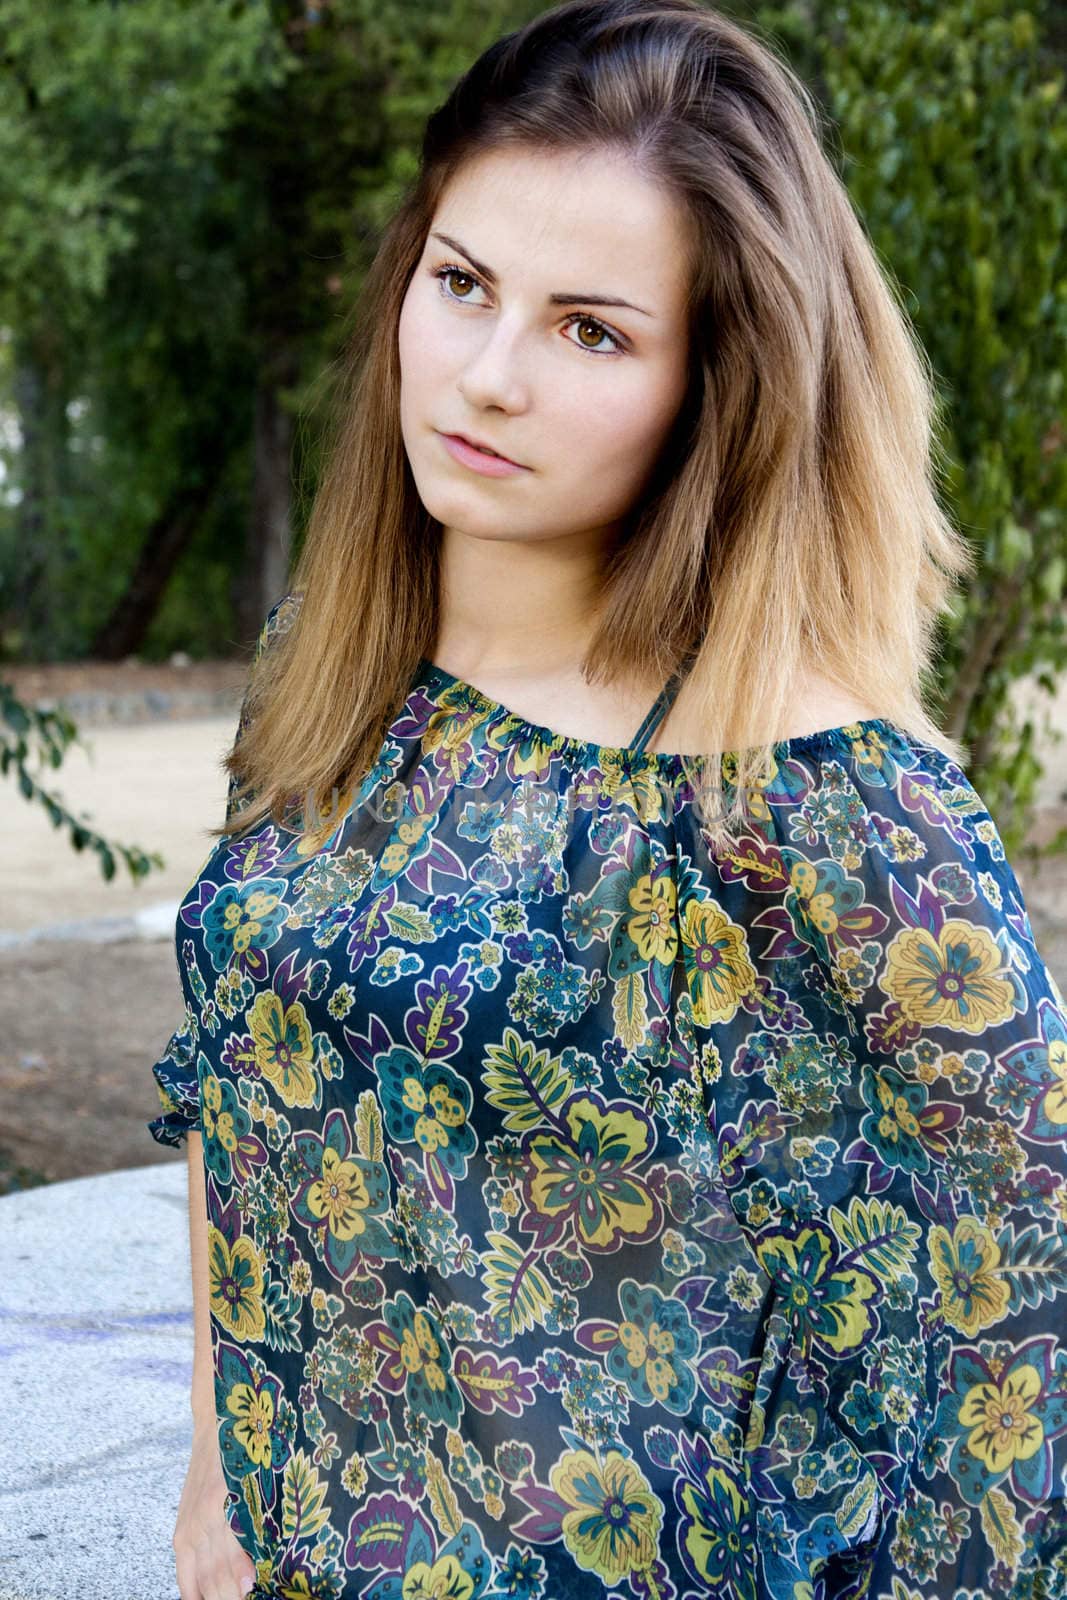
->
[[434, 264, 623, 356], [563, 314, 621, 356], [437, 266, 478, 298]]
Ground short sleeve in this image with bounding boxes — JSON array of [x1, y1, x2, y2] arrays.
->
[[146, 1005, 202, 1148], [688, 722, 1067, 1596], [145, 590, 302, 1149]]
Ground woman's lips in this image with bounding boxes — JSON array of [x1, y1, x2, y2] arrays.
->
[[438, 431, 530, 477]]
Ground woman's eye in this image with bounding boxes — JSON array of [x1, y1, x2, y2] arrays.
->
[[431, 264, 623, 356], [561, 314, 621, 356], [434, 265, 484, 303]]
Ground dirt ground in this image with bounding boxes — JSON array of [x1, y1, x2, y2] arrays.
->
[[1, 660, 1065, 1194], [0, 660, 247, 1190], [0, 939, 188, 1189]]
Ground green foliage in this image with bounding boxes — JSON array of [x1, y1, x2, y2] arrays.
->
[[0, 677, 164, 883], [0, 0, 279, 325], [0, 0, 279, 657], [743, 0, 1067, 854]]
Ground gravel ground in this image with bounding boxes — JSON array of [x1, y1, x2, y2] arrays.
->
[[1, 659, 1064, 1194]]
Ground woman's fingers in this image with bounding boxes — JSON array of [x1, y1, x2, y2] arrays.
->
[[173, 1530, 257, 1599], [172, 1428, 258, 1600]]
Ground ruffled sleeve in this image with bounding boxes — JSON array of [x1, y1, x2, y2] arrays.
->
[[146, 1004, 203, 1148], [683, 719, 1067, 1596], [145, 589, 302, 1148]]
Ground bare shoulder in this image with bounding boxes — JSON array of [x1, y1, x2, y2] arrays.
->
[[656, 666, 882, 753], [783, 668, 882, 737]]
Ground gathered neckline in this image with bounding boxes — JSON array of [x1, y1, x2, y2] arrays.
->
[[415, 657, 900, 770]]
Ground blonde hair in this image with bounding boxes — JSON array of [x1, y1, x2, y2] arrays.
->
[[218, 0, 974, 852]]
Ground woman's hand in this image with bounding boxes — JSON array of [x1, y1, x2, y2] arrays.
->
[[173, 1425, 257, 1600]]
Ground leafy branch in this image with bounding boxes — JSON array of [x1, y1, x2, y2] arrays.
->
[[0, 677, 164, 883]]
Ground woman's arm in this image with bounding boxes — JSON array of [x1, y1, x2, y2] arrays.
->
[[173, 1131, 258, 1600], [186, 1131, 216, 1432]]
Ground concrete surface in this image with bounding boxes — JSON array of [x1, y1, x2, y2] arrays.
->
[[0, 1161, 193, 1599]]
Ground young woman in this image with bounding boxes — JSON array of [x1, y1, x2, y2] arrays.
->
[[148, 2, 1067, 1596]]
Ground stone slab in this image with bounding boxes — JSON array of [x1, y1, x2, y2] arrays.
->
[[0, 1162, 194, 1598]]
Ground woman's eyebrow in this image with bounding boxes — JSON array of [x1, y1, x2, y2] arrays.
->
[[429, 231, 655, 316]]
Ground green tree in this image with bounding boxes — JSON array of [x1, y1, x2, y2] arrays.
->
[[0, 0, 277, 657], [737, 0, 1067, 856]]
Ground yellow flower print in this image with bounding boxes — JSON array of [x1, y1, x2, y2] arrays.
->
[[1046, 1034, 1067, 1126], [755, 1226, 878, 1355], [722, 751, 775, 826], [928, 1217, 1010, 1335], [401, 1074, 467, 1153], [680, 1459, 750, 1583], [296, 784, 356, 857], [401, 1554, 474, 1600], [400, 1309, 447, 1394], [619, 1317, 678, 1403], [341, 1450, 367, 1497], [248, 990, 317, 1107], [227, 1381, 275, 1468], [550, 1447, 662, 1584], [958, 1363, 1045, 1475], [380, 812, 435, 878], [679, 899, 757, 1025], [628, 873, 678, 965], [207, 1225, 265, 1341], [882, 919, 1017, 1033], [845, 724, 892, 771], [201, 1073, 239, 1152], [223, 888, 280, 955], [307, 1145, 371, 1241], [529, 1097, 656, 1249]]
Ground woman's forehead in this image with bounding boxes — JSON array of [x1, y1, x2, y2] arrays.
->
[[430, 147, 695, 312]]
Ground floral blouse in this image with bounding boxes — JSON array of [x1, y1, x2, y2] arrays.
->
[[148, 591, 1067, 1600]]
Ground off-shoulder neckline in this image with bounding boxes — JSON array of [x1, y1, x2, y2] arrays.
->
[[416, 657, 901, 769]]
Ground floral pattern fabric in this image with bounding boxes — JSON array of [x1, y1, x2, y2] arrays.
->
[[149, 591, 1067, 1599]]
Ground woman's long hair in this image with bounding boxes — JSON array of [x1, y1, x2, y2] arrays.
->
[[218, 0, 974, 851]]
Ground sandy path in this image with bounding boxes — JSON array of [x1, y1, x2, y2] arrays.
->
[[0, 716, 235, 936]]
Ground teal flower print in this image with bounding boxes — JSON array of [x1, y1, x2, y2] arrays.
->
[[200, 1063, 260, 1185], [375, 1043, 477, 1206], [936, 1335, 1067, 1506], [201, 878, 289, 976], [367, 1291, 463, 1429], [576, 1278, 699, 1413], [858, 1062, 960, 1176]]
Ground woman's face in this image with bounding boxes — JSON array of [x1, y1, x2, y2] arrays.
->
[[398, 144, 694, 551]]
